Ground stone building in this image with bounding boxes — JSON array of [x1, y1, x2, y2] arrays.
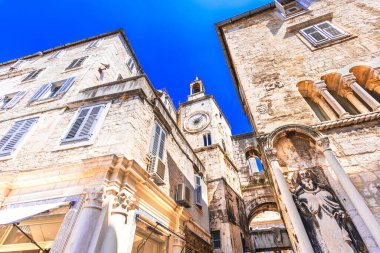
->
[[0, 30, 212, 253], [217, 0, 380, 252], [178, 79, 250, 253]]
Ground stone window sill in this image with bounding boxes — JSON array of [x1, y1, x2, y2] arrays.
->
[[297, 34, 357, 51]]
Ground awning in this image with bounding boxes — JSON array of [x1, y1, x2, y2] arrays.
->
[[0, 201, 71, 225]]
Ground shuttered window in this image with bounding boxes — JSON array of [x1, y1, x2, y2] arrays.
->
[[149, 122, 166, 160], [65, 57, 88, 70], [0, 118, 38, 157], [300, 21, 347, 46], [10, 60, 26, 70], [87, 40, 101, 49], [1, 91, 27, 109], [194, 175, 202, 207], [48, 50, 64, 60], [127, 58, 135, 72], [30, 77, 76, 101], [61, 104, 105, 144], [22, 69, 44, 82]]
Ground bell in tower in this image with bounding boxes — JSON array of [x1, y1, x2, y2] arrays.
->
[[188, 77, 206, 101]]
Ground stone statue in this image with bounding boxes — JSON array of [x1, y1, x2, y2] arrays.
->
[[291, 168, 368, 253]]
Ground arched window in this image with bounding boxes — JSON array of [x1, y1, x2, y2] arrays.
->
[[297, 80, 337, 121], [192, 83, 201, 93], [245, 146, 262, 173], [350, 65, 380, 102], [203, 133, 212, 146]]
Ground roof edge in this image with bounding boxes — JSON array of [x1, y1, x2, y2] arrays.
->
[[0, 28, 144, 74]]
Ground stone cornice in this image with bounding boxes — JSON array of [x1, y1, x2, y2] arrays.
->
[[312, 111, 380, 131], [257, 111, 380, 140]]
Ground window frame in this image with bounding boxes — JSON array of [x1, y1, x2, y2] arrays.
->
[[65, 56, 88, 71], [300, 21, 347, 47], [86, 39, 102, 49], [30, 77, 76, 102], [194, 175, 202, 207], [48, 50, 65, 60], [0, 91, 27, 110], [211, 230, 221, 249], [203, 133, 212, 147], [22, 69, 44, 82], [9, 60, 26, 70]]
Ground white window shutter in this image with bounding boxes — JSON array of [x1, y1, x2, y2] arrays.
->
[[78, 106, 103, 138], [194, 175, 202, 206], [158, 130, 166, 160], [0, 118, 38, 156], [31, 83, 51, 101], [56, 77, 76, 95], [3, 91, 27, 109], [150, 122, 166, 160], [61, 104, 105, 144], [150, 123, 161, 156]]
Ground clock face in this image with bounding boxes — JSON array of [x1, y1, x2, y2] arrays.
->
[[185, 112, 210, 133]]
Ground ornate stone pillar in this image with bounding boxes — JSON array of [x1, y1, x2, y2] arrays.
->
[[316, 137, 380, 247], [100, 188, 137, 253], [315, 81, 349, 118], [343, 74, 380, 111], [64, 186, 105, 253], [344, 92, 370, 113], [313, 96, 338, 120], [265, 149, 314, 253]]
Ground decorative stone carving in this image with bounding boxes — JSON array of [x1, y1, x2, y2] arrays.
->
[[265, 81, 284, 91], [111, 188, 137, 216], [316, 137, 331, 152], [285, 167, 369, 253], [265, 148, 278, 162], [83, 186, 106, 209], [256, 104, 268, 114]]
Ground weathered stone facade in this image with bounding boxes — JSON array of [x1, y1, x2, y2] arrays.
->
[[0, 30, 211, 253], [217, 0, 380, 252]]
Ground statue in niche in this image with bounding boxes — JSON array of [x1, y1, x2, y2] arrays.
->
[[285, 167, 368, 253]]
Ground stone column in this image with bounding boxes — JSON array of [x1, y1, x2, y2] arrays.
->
[[65, 186, 105, 253], [313, 96, 338, 120], [266, 149, 314, 253], [100, 188, 137, 253], [316, 137, 380, 247], [343, 74, 380, 111], [344, 92, 370, 114], [315, 81, 349, 118]]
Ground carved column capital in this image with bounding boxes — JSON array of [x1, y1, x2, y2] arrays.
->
[[111, 188, 137, 216], [265, 148, 278, 162], [314, 81, 327, 92], [83, 186, 106, 209], [342, 73, 357, 86], [316, 137, 331, 152]]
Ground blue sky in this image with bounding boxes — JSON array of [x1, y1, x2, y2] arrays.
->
[[0, 0, 270, 135]]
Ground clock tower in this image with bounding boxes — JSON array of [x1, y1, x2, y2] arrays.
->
[[178, 78, 250, 253]]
